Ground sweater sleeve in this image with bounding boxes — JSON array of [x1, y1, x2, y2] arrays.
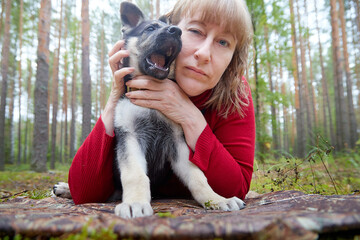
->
[[68, 116, 115, 204], [189, 90, 255, 200]]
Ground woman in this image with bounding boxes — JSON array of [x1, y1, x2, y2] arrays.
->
[[68, 0, 255, 205]]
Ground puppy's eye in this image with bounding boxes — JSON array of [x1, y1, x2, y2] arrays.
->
[[146, 26, 156, 31]]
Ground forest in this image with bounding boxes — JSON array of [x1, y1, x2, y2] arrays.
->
[[0, 0, 359, 172]]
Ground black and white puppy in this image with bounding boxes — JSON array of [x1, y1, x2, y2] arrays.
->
[[113, 2, 245, 218], [54, 2, 245, 219]]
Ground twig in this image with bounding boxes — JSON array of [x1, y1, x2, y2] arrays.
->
[[319, 153, 338, 195]]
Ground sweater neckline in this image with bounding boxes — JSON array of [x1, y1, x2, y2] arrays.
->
[[189, 90, 212, 110]]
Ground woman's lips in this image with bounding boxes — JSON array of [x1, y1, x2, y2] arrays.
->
[[186, 66, 207, 76]]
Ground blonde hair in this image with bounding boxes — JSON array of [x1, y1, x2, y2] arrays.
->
[[168, 0, 253, 118]]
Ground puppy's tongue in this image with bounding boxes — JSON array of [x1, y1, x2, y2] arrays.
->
[[150, 53, 165, 68]]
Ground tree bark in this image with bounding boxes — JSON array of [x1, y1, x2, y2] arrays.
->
[[338, 0, 358, 148], [100, 12, 106, 112], [17, 0, 24, 165], [330, 0, 350, 150], [70, 19, 79, 159], [24, 59, 33, 164], [296, 0, 312, 147], [62, 7, 69, 163], [314, 0, 335, 145], [0, 0, 5, 40], [156, 0, 160, 19], [81, 0, 92, 143], [0, 0, 12, 171], [303, 0, 317, 130], [32, 0, 52, 172], [289, 0, 305, 157], [51, 0, 63, 170], [264, 23, 279, 155]]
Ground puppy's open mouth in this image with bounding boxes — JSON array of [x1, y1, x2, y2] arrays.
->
[[146, 47, 176, 72]]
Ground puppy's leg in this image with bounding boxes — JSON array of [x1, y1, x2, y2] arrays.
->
[[53, 182, 72, 199], [171, 141, 245, 211], [114, 135, 153, 218]]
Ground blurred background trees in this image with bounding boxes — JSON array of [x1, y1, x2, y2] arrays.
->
[[0, 0, 359, 171]]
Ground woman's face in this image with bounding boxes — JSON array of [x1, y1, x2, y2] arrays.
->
[[175, 14, 237, 97]]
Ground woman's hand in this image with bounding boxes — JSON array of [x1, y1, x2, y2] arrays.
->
[[125, 76, 207, 150], [102, 40, 134, 135]]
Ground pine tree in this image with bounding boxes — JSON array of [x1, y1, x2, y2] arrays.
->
[[32, 0, 52, 172]]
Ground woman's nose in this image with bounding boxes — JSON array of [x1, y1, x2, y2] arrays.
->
[[194, 39, 212, 64]]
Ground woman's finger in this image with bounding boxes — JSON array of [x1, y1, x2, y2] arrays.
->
[[109, 49, 130, 73], [125, 89, 162, 101], [108, 40, 125, 57], [126, 76, 165, 91], [113, 67, 134, 86]]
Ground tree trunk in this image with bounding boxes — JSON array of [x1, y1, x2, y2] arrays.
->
[[282, 83, 289, 153], [355, 0, 360, 40], [24, 59, 33, 164], [100, 12, 106, 112], [149, 0, 153, 19], [8, 75, 15, 165], [338, 0, 358, 148], [289, 0, 305, 157], [156, 0, 160, 19], [70, 19, 79, 159], [51, 0, 63, 170], [81, 0, 92, 143], [330, 0, 350, 150], [17, 0, 24, 165], [296, 0, 312, 147], [62, 8, 69, 163], [314, 0, 335, 145], [32, 0, 52, 173], [264, 24, 279, 156], [0, 0, 5, 40], [303, 0, 317, 130], [0, 0, 12, 171]]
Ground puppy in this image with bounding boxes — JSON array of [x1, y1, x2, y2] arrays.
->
[[54, 2, 245, 219], [112, 2, 245, 218]]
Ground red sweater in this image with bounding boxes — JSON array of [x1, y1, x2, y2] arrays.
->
[[68, 89, 255, 204]]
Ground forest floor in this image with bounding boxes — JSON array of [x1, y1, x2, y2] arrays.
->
[[0, 154, 359, 239], [1, 152, 359, 201]]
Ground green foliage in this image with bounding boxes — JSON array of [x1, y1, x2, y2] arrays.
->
[[204, 200, 219, 210], [25, 188, 52, 200], [52, 219, 117, 240], [0, 164, 69, 201], [251, 136, 360, 195], [1, 221, 118, 240], [157, 212, 176, 218]]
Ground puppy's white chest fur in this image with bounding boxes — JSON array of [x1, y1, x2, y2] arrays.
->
[[114, 98, 150, 130], [114, 98, 182, 136]]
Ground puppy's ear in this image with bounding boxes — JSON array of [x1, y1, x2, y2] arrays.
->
[[120, 2, 144, 31], [159, 15, 169, 24], [159, 13, 171, 24]]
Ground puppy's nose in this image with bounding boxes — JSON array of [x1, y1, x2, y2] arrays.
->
[[168, 26, 182, 37]]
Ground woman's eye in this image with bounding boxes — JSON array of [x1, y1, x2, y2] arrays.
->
[[189, 29, 202, 35], [218, 39, 229, 47]]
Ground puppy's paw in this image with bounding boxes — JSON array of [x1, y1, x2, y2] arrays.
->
[[205, 197, 245, 211], [53, 182, 72, 199], [114, 202, 153, 218]]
